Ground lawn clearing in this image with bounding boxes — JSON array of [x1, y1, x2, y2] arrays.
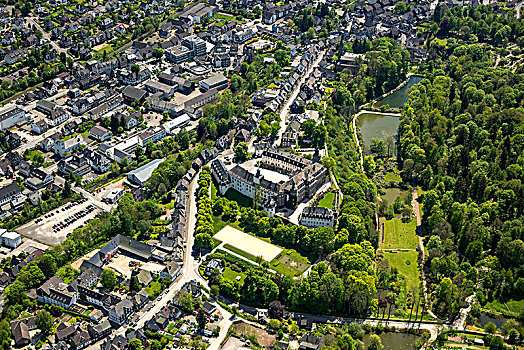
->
[[145, 280, 162, 298], [381, 217, 418, 250], [211, 181, 218, 200], [385, 251, 420, 289], [484, 299, 524, 319], [385, 172, 402, 182], [222, 267, 245, 283], [318, 192, 335, 209], [214, 225, 282, 262], [224, 188, 252, 207]]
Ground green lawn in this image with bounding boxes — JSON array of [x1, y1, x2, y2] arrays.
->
[[213, 13, 246, 23], [224, 188, 252, 207], [223, 244, 262, 263], [24, 149, 43, 162], [385, 172, 402, 182], [381, 217, 418, 250], [62, 130, 89, 141], [385, 251, 420, 289], [318, 192, 335, 209], [222, 267, 246, 283], [484, 299, 524, 319], [145, 281, 162, 298]]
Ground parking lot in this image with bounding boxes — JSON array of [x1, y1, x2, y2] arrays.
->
[[105, 252, 166, 279], [16, 199, 102, 245]]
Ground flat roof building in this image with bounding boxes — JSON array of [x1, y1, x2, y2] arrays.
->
[[200, 73, 228, 91], [127, 158, 165, 186]]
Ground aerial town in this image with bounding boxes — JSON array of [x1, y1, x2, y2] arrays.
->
[[0, 0, 522, 348]]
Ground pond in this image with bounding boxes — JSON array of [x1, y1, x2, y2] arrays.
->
[[376, 75, 424, 109], [363, 332, 420, 350], [479, 313, 507, 329], [357, 113, 400, 153]]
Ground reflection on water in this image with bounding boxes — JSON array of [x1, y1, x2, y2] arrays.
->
[[376, 75, 424, 108], [479, 313, 506, 329], [357, 113, 400, 153], [363, 332, 420, 350]]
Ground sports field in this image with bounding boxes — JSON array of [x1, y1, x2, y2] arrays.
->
[[214, 225, 283, 262]]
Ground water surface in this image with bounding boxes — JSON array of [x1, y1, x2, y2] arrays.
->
[[376, 75, 424, 108], [357, 113, 400, 153]]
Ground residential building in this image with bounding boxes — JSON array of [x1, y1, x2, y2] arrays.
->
[[299, 206, 334, 228]]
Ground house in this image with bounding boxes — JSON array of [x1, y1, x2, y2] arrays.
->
[[161, 261, 181, 280], [132, 290, 149, 310], [54, 135, 84, 157], [89, 126, 112, 141], [199, 73, 229, 91], [299, 206, 334, 228], [31, 120, 49, 135], [122, 85, 147, 105], [122, 112, 140, 130], [47, 107, 70, 126], [201, 301, 217, 315], [10, 317, 36, 347], [37, 275, 77, 309], [108, 298, 134, 325], [204, 259, 222, 277], [299, 334, 324, 350]]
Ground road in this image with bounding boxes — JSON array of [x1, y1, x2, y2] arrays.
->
[[27, 17, 72, 58], [275, 50, 326, 147], [96, 167, 233, 350], [10, 90, 70, 156], [54, 175, 113, 212]]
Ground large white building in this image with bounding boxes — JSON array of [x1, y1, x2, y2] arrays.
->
[[211, 148, 328, 216], [0, 105, 27, 130], [0, 229, 21, 248]]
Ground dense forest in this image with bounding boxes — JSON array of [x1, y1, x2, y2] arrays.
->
[[399, 42, 524, 318]]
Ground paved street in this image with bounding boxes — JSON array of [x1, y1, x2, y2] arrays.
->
[[275, 50, 326, 147]]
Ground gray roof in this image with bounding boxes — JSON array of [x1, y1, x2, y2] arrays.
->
[[127, 158, 164, 185]]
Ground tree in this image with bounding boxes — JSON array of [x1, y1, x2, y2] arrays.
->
[[234, 142, 248, 161], [368, 334, 384, 350], [175, 291, 194, 312], [130, 276, 141, 292], [110, 161, 121, 177], [38, 255, 57, 278], [128, 338, 143, 350], [35, 310, 53, 335], [101, 269, 118, 290], [484, 322, 497, 334], [196, 309, 208, 330], [322, 156, 336, 170], [131, 64, 140, 73], [489, 336, 504, 350], [152, 48, 164, 59], [268, 300, 285, 319]]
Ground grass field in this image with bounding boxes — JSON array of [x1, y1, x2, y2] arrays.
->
[[24, 149, 43, 162], [484, 299, 524, 318], [385, 251, 420, 289], [385, 172, 402, 182], [318, 192, 335, 209], [224, 188, 252, 207], [145, 281, 162, 298], [222, 267, 246, 283], [381, 217, 418, 250]]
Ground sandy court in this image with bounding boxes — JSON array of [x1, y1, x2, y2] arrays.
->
[[214, 226, 282, 262]]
